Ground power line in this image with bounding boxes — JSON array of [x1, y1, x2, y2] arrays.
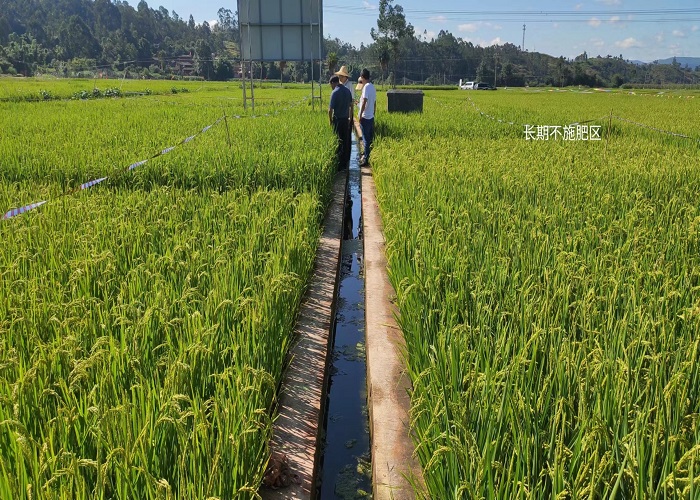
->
[[325, 11, 700, 24], [324, 5, 700, 23], [325, 6, 700, 16]]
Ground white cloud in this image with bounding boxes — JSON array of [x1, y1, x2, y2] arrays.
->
[[423, 30, 436, 41], [692, 26, 699, 32], [596, 0, 621, 5], [588, 18, 602, 27], [672, 30, 686, 38], [209, 20, 218, 26], [591, 37, 605, 48], [607, 16, 628, 27], [362, 1, 376, 10], [575, 3, 584, 10], [458, 23, 479, 33], [615, 37, 642, 49], [463, 37, 498, 48], [429, 15, 447, 23], [457, 21, 501, 33], [655, 32, 665, 43]]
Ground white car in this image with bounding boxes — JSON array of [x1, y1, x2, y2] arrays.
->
[[458, 79, 476, 90]]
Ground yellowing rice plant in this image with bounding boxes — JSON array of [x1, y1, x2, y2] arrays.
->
[[372, 90, 700, 498], [0, 84, 335, 498]]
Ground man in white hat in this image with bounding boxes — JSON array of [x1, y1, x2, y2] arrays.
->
[[334, 65, 355, 103], [334, 65, 354, 166]]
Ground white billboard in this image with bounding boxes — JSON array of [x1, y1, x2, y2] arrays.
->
[[238, 0, 323, 62]]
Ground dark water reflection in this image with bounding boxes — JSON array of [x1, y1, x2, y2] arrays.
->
[[318, 137, 371, 499]]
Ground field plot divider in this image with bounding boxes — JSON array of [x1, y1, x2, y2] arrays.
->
[[611, 115, 700, 142], [1, 201, 48, 221], [2, 114, 228, 221], [459, 95, 606, 129], [3, 96, 309, 222], [222, 109, 232, 149], [439, 95, 700, 144]]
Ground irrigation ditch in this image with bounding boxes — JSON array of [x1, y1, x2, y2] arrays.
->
[[262, 127, 421, 499], [317, 139, 372, 497]]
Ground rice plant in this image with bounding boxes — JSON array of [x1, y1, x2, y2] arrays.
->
[[0, 81, 335, 499], [373, 90, 700, 498]]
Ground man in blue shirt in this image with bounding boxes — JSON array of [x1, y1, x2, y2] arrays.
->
[[328, 75, 353, 171]]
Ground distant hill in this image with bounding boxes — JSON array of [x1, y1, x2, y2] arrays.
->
[[0, 0, 240, 78], [654, 57, 700, 69], [0, 0, 697, 86], [632, 57, 700, 69]]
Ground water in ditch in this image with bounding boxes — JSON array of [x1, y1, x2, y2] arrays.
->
[[317, 136, 372, 499]]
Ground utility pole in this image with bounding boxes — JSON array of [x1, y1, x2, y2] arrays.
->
[[522, 24, 526, 51], [494, 52, 498, 88]]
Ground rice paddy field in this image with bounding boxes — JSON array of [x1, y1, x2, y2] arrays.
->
[[0, 80, 335, 499], [3, 77, 700, 499], [0, 77, 282, 102], [371, 89, 700, 498]]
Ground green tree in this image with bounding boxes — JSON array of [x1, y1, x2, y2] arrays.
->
[[137, 37, 152, 65], [194, 39, 213, 79], [214, 56, 234, 80], [548, 56, 571, 87], [0, 17, 12, 45], [288, 61, 299, 82], [326, 51, 338, 76], [370, 0, 414, 88], [501, 62, 513, 86], [0, 45, 14, 74], [574, 51, 588, 62], [376, 44, 390, 83], [279, 60, 287, 87], [94, 0, 122, 39], [217, 8, 236, 34], [476, 57, 493, 83], [5, 34, 46, 76], [60, 15, 100, 60]]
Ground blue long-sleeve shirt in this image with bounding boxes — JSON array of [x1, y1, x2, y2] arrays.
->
[[329, 85, 352, 120]]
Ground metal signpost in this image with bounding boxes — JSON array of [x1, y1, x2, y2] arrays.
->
[[238, 0, 324, 111]]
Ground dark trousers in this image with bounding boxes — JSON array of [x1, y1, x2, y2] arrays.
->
[[347, 117, 353, 161], [360, 117, 374, 163], [333, 117, 350, 171]]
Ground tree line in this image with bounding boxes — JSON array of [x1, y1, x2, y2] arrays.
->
[[1, 0, 698, 87], [0, 0, 240, 79]]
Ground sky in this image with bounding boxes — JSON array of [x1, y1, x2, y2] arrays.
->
[[125, 1, 700, 61]]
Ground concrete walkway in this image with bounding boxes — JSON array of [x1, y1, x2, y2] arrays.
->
[[361, 165, 424, 499]]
